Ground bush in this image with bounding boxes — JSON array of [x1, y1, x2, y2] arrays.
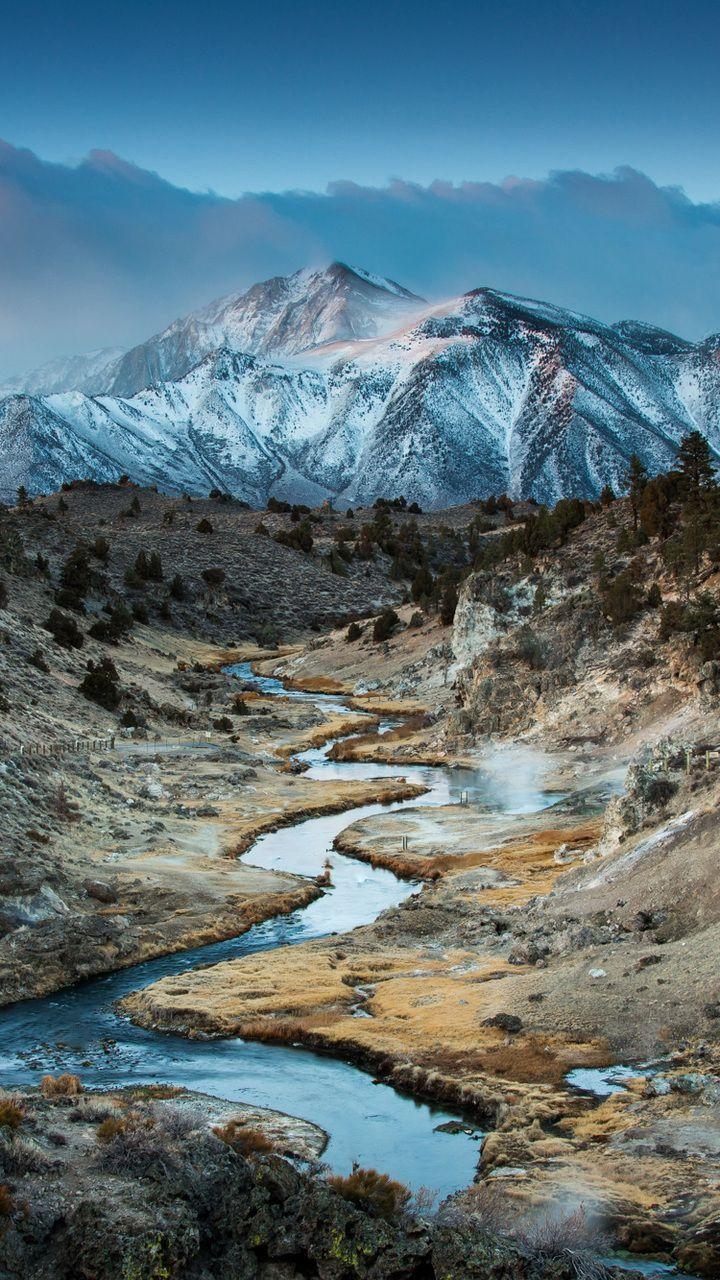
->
[[89, 601, 134, 645], [134, 550, 163, 581], [91, 536, 110, 561], [232, 696, 249, 715], [274, 520, 313, 553], [647, 582, 662, 608], [373, 608, 399, 642], [196, 518, 214, 533], [132, 600, 149, 624], [44, 608, 84, 649], [54, 587, 86, 614], [213, 1119, 273, 1157], [78, 657, 121, 709], [0, 1099, 24, 1132], [169, 574, 186, 601], [40, 1073, 83, 1098], [0, 579, 7, 609], [346, 622, 362, 642], [213, 716, 234, 732], [51, 782, 80, 822], [202, 567, 226, 587], [327, 1165, 412, 1220], [96, 1103, 202, 1178], [601, 571, 644, 627]]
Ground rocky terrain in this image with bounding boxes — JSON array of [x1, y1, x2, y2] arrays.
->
[[0, 461, 718, 1277], [0, 1081, 650, 1280]]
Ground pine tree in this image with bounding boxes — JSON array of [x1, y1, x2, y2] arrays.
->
[[624, 454, 648, 531], [676, 430, 716, 505]]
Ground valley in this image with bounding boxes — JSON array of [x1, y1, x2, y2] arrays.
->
[[0, 466, 718, 1278]]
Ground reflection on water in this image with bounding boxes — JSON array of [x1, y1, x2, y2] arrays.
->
[[0, 662, 561, 1199]]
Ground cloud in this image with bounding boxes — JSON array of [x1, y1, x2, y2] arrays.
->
[[1, 141, 720, 375]]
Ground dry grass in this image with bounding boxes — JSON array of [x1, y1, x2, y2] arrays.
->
[[40, 1073, 84, 1098], [213, 1119, 274, 1157], [327, 1165, 412, 1220], [0, 1099, 24, 1132]]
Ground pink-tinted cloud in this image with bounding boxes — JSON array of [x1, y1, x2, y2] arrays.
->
[[1, 142, 720, 375]]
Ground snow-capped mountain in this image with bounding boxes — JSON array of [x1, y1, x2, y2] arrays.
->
[[2, 263, 423, 401], [2, 269, 719, 508], [0, 348, 124, 398]]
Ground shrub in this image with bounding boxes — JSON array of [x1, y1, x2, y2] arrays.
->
[[89, 601, 134, 645], [373, 608, 399, 642], [169, 574, 186, 601], [97, 1104, 204, 1177], [647, 582, 662, 608], [232, 696, 249, 715], [601, 571, 644, 627], [196, 518, 214, 533], [132, 600, 149, 624], [411, 566, 434, 603], [40, 1073, 83, 1098], [134, 550, 163, 582], [346, 622, 362, 642], [327, 1165, 412, 1220], [78, 657, 121, 709], [213, 1119, 273, 1157], [274, 520, 313, 553], [54, 586, 86, 614], [213, 716, 234, 732], [44, 608, 84, 649], [0, 1100, 24, 1132], [51, 781, 80, 822], [0, 580, 7, 610], [202, 567, 226, 587], [91, 536, 110, 561], [659, 600, 686, 641]]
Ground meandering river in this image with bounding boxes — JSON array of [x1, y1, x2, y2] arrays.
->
[[0, 663, 559, 1201]]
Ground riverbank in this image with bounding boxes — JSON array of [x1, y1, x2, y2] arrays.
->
[[123, 669, 720, 1276], [0, 1083, 653, 1280]]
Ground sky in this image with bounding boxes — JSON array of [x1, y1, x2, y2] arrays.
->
[[1, 0, 720, 373]]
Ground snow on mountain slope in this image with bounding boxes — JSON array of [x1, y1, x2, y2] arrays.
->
[[0, 348, 125, 398], [101, 262, 424, 398], [2, 274, 720, 508]]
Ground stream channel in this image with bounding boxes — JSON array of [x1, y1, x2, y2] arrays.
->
[[0, 662, 568, 1201]]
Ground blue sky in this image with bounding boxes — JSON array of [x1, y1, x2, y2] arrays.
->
[[1, 0, 720, 373], [2, 0, 719, 199]]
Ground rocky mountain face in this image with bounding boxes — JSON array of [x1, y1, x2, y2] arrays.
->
[[2, 265, 720, 507]]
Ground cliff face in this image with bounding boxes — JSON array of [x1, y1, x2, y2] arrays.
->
[[448, 504, 716, 749]]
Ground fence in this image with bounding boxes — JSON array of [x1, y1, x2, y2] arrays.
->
[[10, 738, 115, 758]]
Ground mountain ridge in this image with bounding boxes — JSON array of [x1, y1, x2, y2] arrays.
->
[[1, 265, 719, 508]]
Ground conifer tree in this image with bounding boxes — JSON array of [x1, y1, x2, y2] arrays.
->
[[624, 454, 648, 530]]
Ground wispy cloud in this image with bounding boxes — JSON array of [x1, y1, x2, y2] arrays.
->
[[1, 142, 719, 375]]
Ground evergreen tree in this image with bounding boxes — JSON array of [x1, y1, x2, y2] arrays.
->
[[676, 430, 716, 505], [624, 454, 648, 530]]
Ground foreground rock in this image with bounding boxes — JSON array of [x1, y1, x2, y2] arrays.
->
[[0, 1085, 648, 1280]]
